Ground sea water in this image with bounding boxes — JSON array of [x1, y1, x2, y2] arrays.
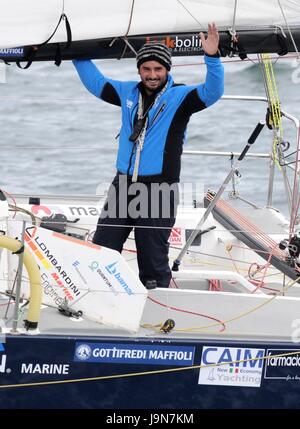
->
[[0, 56, 299, 216]]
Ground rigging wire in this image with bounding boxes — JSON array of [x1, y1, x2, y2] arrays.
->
[[175, 0, 203, 28], [277, 0, 300, 60], [229, 0, 238, 36], [125, 0, 136, 37]]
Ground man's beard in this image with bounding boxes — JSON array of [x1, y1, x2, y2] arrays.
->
[[144, 77, 167, 94]]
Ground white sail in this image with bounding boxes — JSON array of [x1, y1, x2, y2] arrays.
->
[[0, 0, 299, 49]]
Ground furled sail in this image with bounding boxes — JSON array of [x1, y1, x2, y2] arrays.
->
[[0, 0, 299, 62]]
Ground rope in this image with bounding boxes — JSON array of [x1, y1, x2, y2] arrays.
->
[[173, 272, 300, 333], [132, 83, 168, 182], [125, 0, 136, 37], [16, 1, 71, 69], [144, 263, 299, 336], [261, 54, 283, 170], [0, 350, 299, 390], [225, 244, 242, 275], [259, 53, 297, 226], [249, 245, 277, 294], [206, 193, 286, 259], [146, 295, 226, 332]]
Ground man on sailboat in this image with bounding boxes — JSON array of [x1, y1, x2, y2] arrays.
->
[[73, 23, 224, 289]]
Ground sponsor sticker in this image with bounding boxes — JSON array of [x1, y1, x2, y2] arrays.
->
[[265, 349, 300, 381], [74, 342, 195, 366], [198, 346, 264, 387], [88, 261, 119, 296], [20, 363, 70, 375], [169, 228, 182, 245], [0, 47, 24, 57], [145, 35, 203, 53], [0, 344, 8, 374], [105, 261, 134, 296], [0, 62, 6, 84], [72, 260, 88, 285], [126, 99, 133, 108], [25, 226, 81, 301]]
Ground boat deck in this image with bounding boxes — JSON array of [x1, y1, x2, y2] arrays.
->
[[0, 192, 298, 344]]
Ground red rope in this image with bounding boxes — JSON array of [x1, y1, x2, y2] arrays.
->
[[216, 199, 280, 250], [147, 296, 226, 332], [206, 194, 285, 259], [209, 279, 222, 291]]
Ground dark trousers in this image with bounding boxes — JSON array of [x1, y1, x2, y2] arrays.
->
[[92, 175, 178, 288]]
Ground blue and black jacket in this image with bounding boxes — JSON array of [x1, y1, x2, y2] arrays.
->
[[73, 56, 224, 183]]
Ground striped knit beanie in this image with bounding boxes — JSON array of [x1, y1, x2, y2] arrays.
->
[[136, 42, 172, 71]]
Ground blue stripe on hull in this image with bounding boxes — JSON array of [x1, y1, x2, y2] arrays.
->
[[0, 335, 299, 409]]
